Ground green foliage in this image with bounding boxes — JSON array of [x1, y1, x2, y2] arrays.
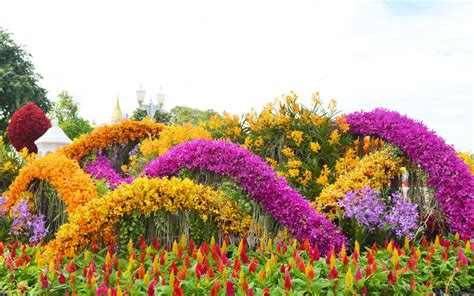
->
[[0, 136, 26, 192], [131, 107, 172, 124], [52, 90, 92, 139], [0, 28, 51, 137], [170, 105, 218, 125]]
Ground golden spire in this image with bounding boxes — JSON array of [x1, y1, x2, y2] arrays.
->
[[111, 94, 124, 122]]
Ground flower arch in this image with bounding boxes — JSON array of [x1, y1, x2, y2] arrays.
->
[[57, 119, 164, 161], [3, 153, 99, 213], [346, 108, 474, 238], [144, 139, 345, 255], [45, 177, 252, 257]]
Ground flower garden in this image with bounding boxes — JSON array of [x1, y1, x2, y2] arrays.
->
[[0, 94, 473, 295]]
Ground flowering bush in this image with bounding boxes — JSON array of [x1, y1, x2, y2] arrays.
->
[[45, 177, 251, 258], [7, 102, 51, 154], [2, 153, 98, 213], [346, 109, 474, 238], [145, 139, 345, 255], [57, 119, 164, 161]]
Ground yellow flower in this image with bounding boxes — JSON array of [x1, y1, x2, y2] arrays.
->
[[316, 165, 330, 186], [328, 98, 337, 111], [2, 161, 12, 171], [310, 142, 321, 153], [44, 177, 252, 258], [328, 129, 340, 144], [288, 169, 300, 178], [265, 157, 277, 169], [282, 146, 295, 158], [254, 136, 264, 148], [289, 130, 304, 147], [209, 114, 224, 129], [287, 159, 302, 169]]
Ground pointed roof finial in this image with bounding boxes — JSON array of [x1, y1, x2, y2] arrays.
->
[[111, 93, 124, 122]]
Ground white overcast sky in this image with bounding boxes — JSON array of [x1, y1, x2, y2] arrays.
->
[[0, 0, 472, 150]]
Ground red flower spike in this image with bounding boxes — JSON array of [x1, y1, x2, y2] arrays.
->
[[356, 267, 362, 282], [457, 248, 468, 267], [388, 270, 397, 285], [207, 266, 215, 278], [249, 258, 257, 273], [422, 237, 428, 249], [210, 280, 220, 296], [138, 264, 145, 279], [39, 273, 48, 289], [226, 281, 235, 296], [184, 253, 190, 267], [328, 266, 339, 280], [410, 277, 416, 291], [372, 243, 378, 253], [365, 265, 372, 277], [442, 249, 448, 261], [247, 288, 254, 296], [280, 264, 285, 273], [343, 255, 348, 266], [173, 279, 184, 296], [384, 238, 389, 249], [152, 236, 160, 251], [242, 279, 249, 292], [177, 246, 183, 260], [58, 273, 66, 284], [310, 244, 320, 263], [96, 285, 108, 295], [263, 288, 270, 296], [284, 270, 291, 291]]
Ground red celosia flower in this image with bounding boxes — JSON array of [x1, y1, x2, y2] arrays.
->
[[226, 281, 235, 296], [242, 279, 249, 293], [210, 280, 220, 296], [96, 285, 108, 295], [387, 270, 396, 285], [284, 270, 291, 291], [39, 273, 48, 289], [410, 277, 416, 291], [249, 258, 258, 273], [263, 288, 270, 296], [355, 267, 362, 282], [457, 248, 468, 267], [58, 273, 66, 284], [328, 266, 339, 280]]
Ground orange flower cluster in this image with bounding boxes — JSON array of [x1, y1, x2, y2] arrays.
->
[[3, 153, 98, 213], [57, 119, 164, 160], [45, 177, 252, 258]]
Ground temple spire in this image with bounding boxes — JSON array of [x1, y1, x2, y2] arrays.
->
[[111, 94, 124, 122]]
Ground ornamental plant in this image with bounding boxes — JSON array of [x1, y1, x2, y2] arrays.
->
[[0, 234, 472, 294], [338, 186, 419, 247], [206, 92, 354, 200], [346, 109, 474, 238], [145, 139, 346, 255], [7, 102, 51, 154]]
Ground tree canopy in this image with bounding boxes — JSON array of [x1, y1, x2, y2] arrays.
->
[[53, 90, 92, 140], [0, 28, 51, 136]]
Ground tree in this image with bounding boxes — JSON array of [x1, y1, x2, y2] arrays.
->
[[170, 106, 218, 125], [53, 90, 92, 140], [131, 107, 172, 125], [0, 28, 51, 137]]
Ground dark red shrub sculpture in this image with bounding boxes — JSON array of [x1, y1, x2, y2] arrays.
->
[[7, 102, 51, 153]]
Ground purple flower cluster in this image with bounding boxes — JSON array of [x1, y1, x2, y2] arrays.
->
[[7, 199, 47, 243], [144, 139, 346, 255], [85, 153, 132, 188], [339, 186, 419, 239], [339, 186, 386, 232], [346, 109, 474, 238], [387, 193, 419, 239]]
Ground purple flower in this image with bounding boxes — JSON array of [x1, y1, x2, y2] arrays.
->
[[387, 193, 419, 239], [339, 187, 419, 239], [85, 153, 132, 188], [144, 139, 346, 255], [338, 186, 386, 232], [10, 199, 31, 236], [27, 214, 47, 244], [347, 109, 474, 238]]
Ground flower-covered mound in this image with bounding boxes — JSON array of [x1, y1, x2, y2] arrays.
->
[[145, 139, 345, 255], [346, 108, 474, 238], [57, 119, 164, 161], [45, 177, 252, 258], [2, 153, 98, 213]]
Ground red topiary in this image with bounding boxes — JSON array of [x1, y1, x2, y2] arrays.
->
[[7, 102, 51, 153]]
